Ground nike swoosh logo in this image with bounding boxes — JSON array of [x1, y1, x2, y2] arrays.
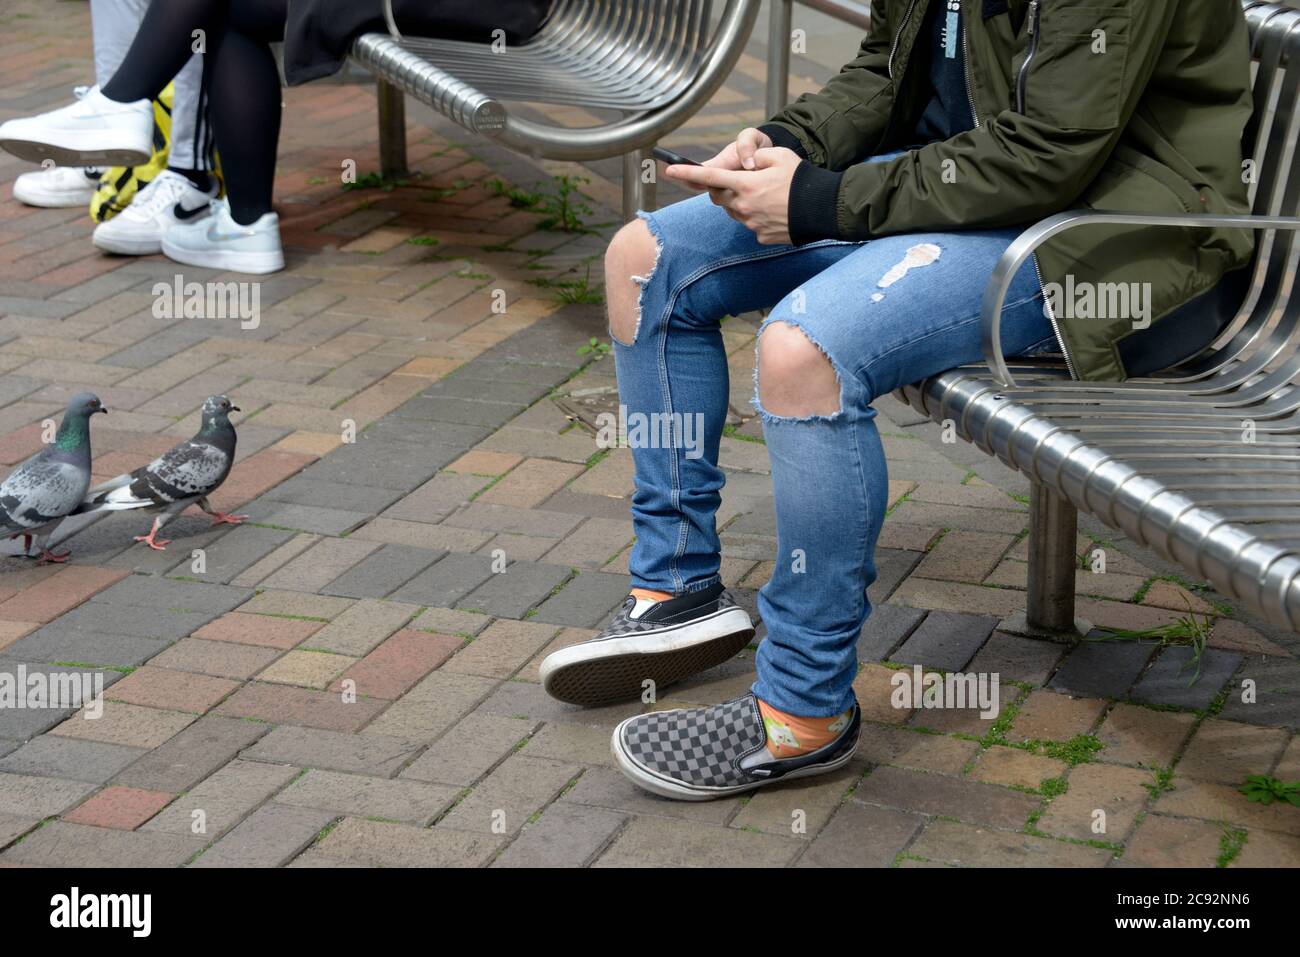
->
[[204, 226, 249, 242], [173, 201, 211, 221]]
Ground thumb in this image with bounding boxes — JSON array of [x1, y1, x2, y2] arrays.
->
[[751, 147, 790, 170], [736, 128, 766, 170]]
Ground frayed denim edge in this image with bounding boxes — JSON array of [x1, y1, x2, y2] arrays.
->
[[617, 209, 665, 347], [752, 312, 847, 425]]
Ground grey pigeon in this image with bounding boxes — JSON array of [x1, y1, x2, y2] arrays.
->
[[1, 392, 107, 563], [76, 395, 244, 550]]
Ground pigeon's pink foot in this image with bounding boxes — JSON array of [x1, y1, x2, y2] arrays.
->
[[208, 512, 248, 526], [36, 548, 70, 565], [133, 531, 171, 551]]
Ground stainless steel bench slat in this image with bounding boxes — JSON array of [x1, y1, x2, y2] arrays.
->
[[352, 0, 760, 190]]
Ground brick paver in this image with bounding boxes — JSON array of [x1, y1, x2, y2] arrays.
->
[[0, 0, 1294, 870]]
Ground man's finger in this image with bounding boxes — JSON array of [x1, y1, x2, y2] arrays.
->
[[736, 128, 769, 170], [751, 146, 792, 170], [707, 186, 735, 207], [665, 163, 746, 191]]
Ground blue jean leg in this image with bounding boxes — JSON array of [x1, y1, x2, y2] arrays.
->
[[751, 231, 1049, 716], [613, 192, 1053, 715], [613, 192, 865, 595]]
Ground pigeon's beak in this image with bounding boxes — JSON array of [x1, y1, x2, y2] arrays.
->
[[231, 405, 241, 413], [97, 407, 109, 415]]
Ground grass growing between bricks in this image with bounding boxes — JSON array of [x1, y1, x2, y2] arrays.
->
[[1216, 823, 1248, 867]]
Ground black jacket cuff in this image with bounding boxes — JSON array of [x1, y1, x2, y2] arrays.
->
[[788, 161, 844, 246], [757, 123, 809, 160]]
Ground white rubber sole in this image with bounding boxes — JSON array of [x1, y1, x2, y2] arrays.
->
[[611, 717, 859, 801], [0, 137, 148, 170], [93, 230, 162, 256], [11, 183, 95, 209], [161, 236, 285, 275]]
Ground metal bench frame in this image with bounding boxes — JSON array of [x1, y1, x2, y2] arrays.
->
[[896, 0, 1300, 634], [351, 0, 761, 220]]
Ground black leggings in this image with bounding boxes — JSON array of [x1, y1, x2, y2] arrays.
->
[[103, 0, 289, 225]]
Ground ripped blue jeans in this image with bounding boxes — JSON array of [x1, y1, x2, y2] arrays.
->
[[613, 155, 1054, 716]]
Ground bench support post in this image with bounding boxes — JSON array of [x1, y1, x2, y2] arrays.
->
[[765, 0, 794, 117], [622, 149, 657, 222], [377, 78, 408, 180], [1023, 483, 1084, 635]]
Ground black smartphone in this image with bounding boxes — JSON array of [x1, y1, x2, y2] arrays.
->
[[651, 146, 701, 166]]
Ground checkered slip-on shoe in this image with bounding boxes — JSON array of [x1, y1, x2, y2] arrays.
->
[[540, 583, 754, 707], [612, 693, 861, 801]]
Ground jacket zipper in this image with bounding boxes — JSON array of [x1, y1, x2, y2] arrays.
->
[[1015, 0, 1042, 114], [1013, 0, 1076, 377], [888, 0, 924, 80]]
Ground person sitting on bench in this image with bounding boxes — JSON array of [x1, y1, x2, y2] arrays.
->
[[539, 0, 1255, 801]]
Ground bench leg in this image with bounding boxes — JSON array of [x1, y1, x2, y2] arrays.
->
[[622, 149, 656, 222], [1024, 483, 1082, 634], [377, 79, 408, 180]]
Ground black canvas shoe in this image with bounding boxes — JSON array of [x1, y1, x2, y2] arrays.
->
[[540, 583, 755, 707], [612, 693, 860, 801]]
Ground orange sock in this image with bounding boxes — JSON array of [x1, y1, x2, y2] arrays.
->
[[755, 699, 854, 759], [630, 588, 673, 603]]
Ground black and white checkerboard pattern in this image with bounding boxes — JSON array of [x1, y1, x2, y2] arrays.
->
[[622, 694, 766, 787]]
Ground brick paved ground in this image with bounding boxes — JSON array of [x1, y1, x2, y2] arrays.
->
[[0, 1, 1296, 868]]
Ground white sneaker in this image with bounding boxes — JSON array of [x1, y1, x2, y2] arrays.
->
[[11, 165, 102, 208], [0, 85, 153, 168], [161, 198, 285, 275], [93, 170, 218, 256]]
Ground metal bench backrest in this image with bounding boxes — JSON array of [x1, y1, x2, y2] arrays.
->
[[1131, 2, 1300, 390], [385, 0, 715, 110]]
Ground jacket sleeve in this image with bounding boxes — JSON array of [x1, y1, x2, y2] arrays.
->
[[757, 0, 895, 169], [788, 0, 1177, 245]]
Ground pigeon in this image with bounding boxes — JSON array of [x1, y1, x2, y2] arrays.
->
[[1, 392, 107, 563], [76, 395, 245, 550]]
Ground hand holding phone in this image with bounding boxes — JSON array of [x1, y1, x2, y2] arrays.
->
[[651, 146, 701, 167]]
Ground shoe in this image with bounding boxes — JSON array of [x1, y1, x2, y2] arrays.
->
[[12, 165, 102, 208], [612, 693, 861, 801], [93, 170, 217, 255], [0, 86, 152, 168], [161, 198, 285, 275], [540, 582, 755, 707]]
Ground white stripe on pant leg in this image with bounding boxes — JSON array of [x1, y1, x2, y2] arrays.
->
[[168, 52, 207, 170], [90, 0, 149, 86]]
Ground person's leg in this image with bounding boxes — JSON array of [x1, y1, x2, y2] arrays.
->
[[91, 0, 149, 87], [99, 0, 228, 104], [0, 0, 234, 168], [155, 0, 287, 273], [166, 46, 213, 188], [89, 0, 283, 258], [10, 0, 148, 206], [611, 197, 867, 595], [751, 232, 1052, 719], [201, 0, 287, 224], [612, 227, 1054, 799], [541, 192, 871, 706]]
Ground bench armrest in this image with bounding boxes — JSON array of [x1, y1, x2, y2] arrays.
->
[[981, 210, 1300, 387]]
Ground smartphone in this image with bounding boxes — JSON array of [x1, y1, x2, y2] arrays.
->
[[651, 146, 701, 167]]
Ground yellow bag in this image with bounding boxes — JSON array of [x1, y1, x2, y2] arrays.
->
[[89, 82, 223, 222]]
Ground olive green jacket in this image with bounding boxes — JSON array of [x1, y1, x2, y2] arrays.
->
[[761, 0, 1255, 381]]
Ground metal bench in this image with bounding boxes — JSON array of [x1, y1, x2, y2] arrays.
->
[[351, 0, 761, 220], [896, 0, 1300, 635]]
